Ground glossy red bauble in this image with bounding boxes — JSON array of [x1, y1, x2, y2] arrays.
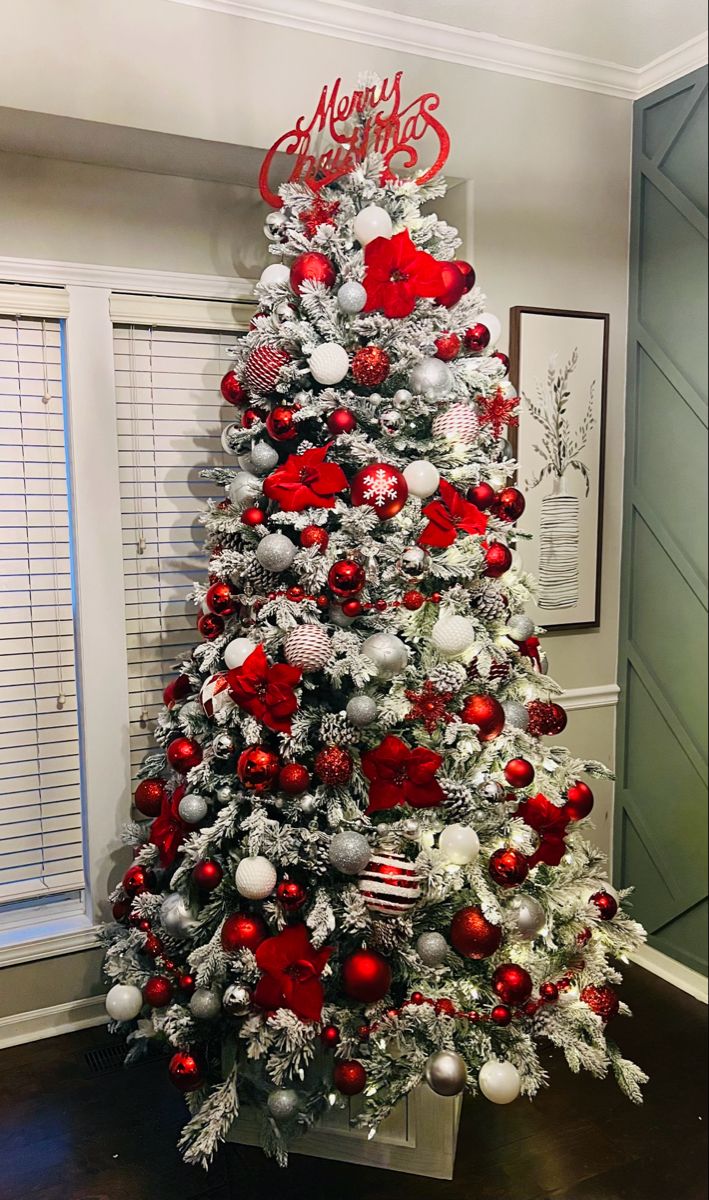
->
[[163, 674, 191, 708], [320, 1024, 340, 1048], [327, 407, 357, 435], [450, 905, 503, 960], [540, 982, 559, 1003], [112, 898, 131, 922], [436, 262, 466, 309], [266, 405, 299, 441], [276, 879, 308, 912], [590, 890, 619, 921], [492, 963, 533, 1007], [341, 599, 362, 618], [290, 251, 337, 294], [350, 463, 408, 521], [435, 332, 462, 361], [278, 763, 311, 795], [484, 541, 513, 578], [494, 487, 526, 522], [455, 260, 476, 294], [241, 506, 266, 527], [167, 737, 203, 774], [565, 780, 595, 821], [221, 912, 269, 954], [242, 407, 264, 429], [220, 369, 248, 406], [333, 1060, 367, 1096], [143, 976, 174, 1008], [237, 746, 280, 792], [351, 346, 391, 388], [314, 745, 353, 786], [197, 612, 224, 641], [328, 559, 366, 598], [464, 323, 491, 354], [192, 860, 224, 892], [580, 984, 620, 1023], [488, 848, 530, 888], [468, 482, 496, 511], [122, 864, 156, 897], [177, 973, 196, 996], [134, 778, 167, 818], [504, 758, 535, 789], [205, 582, 236, 616], [493, 351, 510, 373], [300, 525, 329, 552], [168, 1051, 204, 1093], [491, 1004, 513, 1026], [341, 949, 392, 1003], [460, 694, 506, 742]]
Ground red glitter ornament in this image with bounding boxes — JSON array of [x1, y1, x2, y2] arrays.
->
[[580, 984, 620, 1023], [143, 976, 174, 1008], [134, 778, 166, 818], [245, 345, 290, 394], [205, 581, 236, 616], [455, 261, 476, 293], [489, 848, 530, 888], [351, 346, 391, 388], [450, 905, 503, 960], [314, 745, 353, 786], [527, 701, 568, 737], [221, 912, 268, 954], [168, 1051, 204, 1093], [461, 694, 506, 742], [565, 780, 594, 822], [266, 405, 299, 442], [334, 1060, 368, 1096], [403, 589, 425, 611], [491, 1005, 513, 1026], [504, 758, 535, 789], [167, 737, 203, 774], [300, 525, 329, 552], [350, 462, 408, 520], [237, 746, 280, 792], [290, 251, 337, 294], [278, 763, 310, 795], [436, 261, 466, 309], [197, 612, 224, 641], [435, 332, 462, 361], [492, 963, 533, 1006], [328, 559, 366, 598], [484, 541, 513, 578], [464, 323, 491, 354], [220, 369, 248, 406], [241, 506, 266, 527], [192, 860, 223, 891], [341, 949, 392, 1003], [276, 878, 308, 912], [590, 890, 619, 921], [327, 407, 357, 435], [494, 487, 526, 522]]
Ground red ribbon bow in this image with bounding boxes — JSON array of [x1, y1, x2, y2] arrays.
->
[[149, 787, 189, 868]]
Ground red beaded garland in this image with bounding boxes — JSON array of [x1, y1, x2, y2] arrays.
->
[[328, 559, 366, 598], [192, 860, 223, 892], [450, 905, 503, 960], [220, 369, 248, 406], [333, 1060, 368, 1096], [403, 590, 425, 611], [504, 758, 535, 789], [314, 745, 353, 786], [300, 525, 329, 552], [327, 407, 357, 435], [290, 251, 337, 294], [177, 973, 196, 996], [321, 1024, 340, 1048], [484, 541, 513, 578], [488, 847, 530, 888], [341, 599, 362, 618], [465, 323, 491, 353], [460, 694, 506, 742], [168, 1051, 204, 1093], [221, 912, 268, 954], [237, 746, 280, 792], [491, 1004, 513, 1026], [167, 737, 203, 774], [494, 487, 526, 522], [351, 346, 391, 388], [492, 963, 533, 1006], [143, 976, 174, 1008], [435, 332, 462, 361], [540, 982, 559, 1003], [134, 778, 166, 818], [565, 780, 595, 821], [278, 763, 311, 795]]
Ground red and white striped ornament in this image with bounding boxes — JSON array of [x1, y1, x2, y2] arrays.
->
[[358, 852, 421, 917], [200, 673, 235, 719], [244, 345, 290, 393], [432, 403, 480, 445]]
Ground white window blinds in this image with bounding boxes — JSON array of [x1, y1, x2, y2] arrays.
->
[[0, 313, 84, 906], [113, 324, 237, 786]]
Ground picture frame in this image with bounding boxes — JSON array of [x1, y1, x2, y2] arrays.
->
[[509, 306, 609, 631]]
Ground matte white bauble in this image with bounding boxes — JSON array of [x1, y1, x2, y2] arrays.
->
[[228, 471, 262, 508], [223, 637, 258, 670], [362, 632, 409, 679], [256, 533, 297, 573], [431, 614, 477, 657], [408, 358, 453, 400], [353, 204, 393, 246], [309, 343, 350, 386], [235, 855, 277, 900], [476, 312, 502, 345], [259, 262, 291, 288], [105, 983, 143, 1022], [500, 380, 518, 401], [178, 793, 208, 824], [478, 1060, 522, 1105], [403, 460, 440, 499], [438, 823, 480, 866], [337, 281, 367, 314]]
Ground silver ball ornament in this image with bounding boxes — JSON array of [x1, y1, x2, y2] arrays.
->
[[379, 408, 404, 436], [267, 1088, 301, 1123], [480, 780, 505, 803], [505, 614, 536, 643], [511, 893, 547, 940], [249, 442, 280, 475], [212, 732, 236, 758], [227, 471, 262, 508], [424, 1050, 468, 1097], [337, 281, 367, 314], [329, 831, 372, 875], [222, 983, 252, 1017], [220, 423, 240, 455], [497, 438, 515, 462], [362, 632, 409, 679], [503, 701, 530, 731], [393, 388, 413, 406], [256, 532, 296, 573], [346, 695, 377, 728], [399, 546, 429, 581], [189, 987, 222, 1021], [416, 931, 449, 968], [161, 893, 197, 938], [408, 358, 453, 400], [298, 793, 319, 815], [178, 793, 208, 824]]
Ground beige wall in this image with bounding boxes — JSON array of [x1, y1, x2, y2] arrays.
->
[[0, 0, 631, 1023]]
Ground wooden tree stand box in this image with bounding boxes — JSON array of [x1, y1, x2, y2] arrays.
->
[[228, 1087, 463, 1179]]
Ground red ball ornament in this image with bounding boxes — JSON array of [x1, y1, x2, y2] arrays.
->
[[590, 890, 619, 921], [493, 351, 510, 373], [489, 848, 530, 888], [192, 860, 223, 892], [328, 559, 366, 598], [504, 758, 535, 789], [300, 525, 329, 552], [290, 251, 337, 294], [237, 746, 280, 792], [134, 778, 166, 818], [334, 1060, 368, 1096], [197, 612, 224, 641], [403, 589, 425, 611], [112, 897, 131, 922], [143, 933, 163, 957], [286, 586, 305, 602], [455, 261, 476, 293], [314, 746, 353, 786], [266, 405, 299, 441], [327, 407, 357, 435], [279, 763, 310, 795], [341, 949, 392, 1003], [580, 984, 620, 1023], [540, 982, 559, 1004], [321, 1024, 340, 1048], [221, 912, 268, 954], [245, 346, 290, 394], [494, 487, 526, 522], [122, 864, 155, 897], [242, 406, 264, 429], [276, 878, 308, 913], [241, 506, 266, 527], [484, 541, 513, 578], [468, 482, 496, 511], [167, 737, 203, 774], [351, 346, 391, 388], [177, 973, 196, 996], [143, 976, 174, 1008], [450, 905, 503, 960], [491, 1004, 513, 1026], [220, 369, 248, 406], [168, 1050, 204, 1093], [205, 581, 236, 616], [461, 694, 506, 742], [350, 462, 408, 521], [492, 963, 533, 1007], [464, 323, 491, 354], [342, 599, 363, 618], [436, 262, 466, 309], [565, 780, 594, 822], [546, 703, 568, 735], [435, 332, 462, 361]]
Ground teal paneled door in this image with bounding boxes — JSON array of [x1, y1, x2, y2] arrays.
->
[[615, 68, 708, 975]]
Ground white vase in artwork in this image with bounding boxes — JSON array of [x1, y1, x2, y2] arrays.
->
[[537, 475, 580, 610]]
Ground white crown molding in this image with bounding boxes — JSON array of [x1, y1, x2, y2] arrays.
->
[[166, 0, 708, 100], [0, 256, 256, 303], [0, 995, 108, 1050], [560, 683, 620, 711]]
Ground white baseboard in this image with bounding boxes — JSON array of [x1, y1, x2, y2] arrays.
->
[[633, 944, 708, 1004], [0, 995, 108, 1050]]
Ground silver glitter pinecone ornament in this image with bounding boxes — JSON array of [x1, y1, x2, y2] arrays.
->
[[425, 1050, 468, 1097], [416, 931, 449, 967], [222, 983, 252, 1017], [189, 987, 222, 1021], [346, 695, 378, 728], [267, 1089, 301, 1123], [256, 532, 296, 573], [329, 831, 372, 875], [503, 701, 530, 732], [470, 581, 508, 621]]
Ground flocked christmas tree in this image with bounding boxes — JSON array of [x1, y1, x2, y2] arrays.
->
[[101, 74, 647, 1170]]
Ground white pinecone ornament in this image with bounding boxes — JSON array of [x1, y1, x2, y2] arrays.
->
[[200, 673, 235, 719], [283, 624, 333, 673], [244, 345, 290, 393], [358, 852, 422, 916], [432, 403, 480, 444]]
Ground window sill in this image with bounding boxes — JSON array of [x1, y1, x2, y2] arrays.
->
[[0, 916, 100, 968]]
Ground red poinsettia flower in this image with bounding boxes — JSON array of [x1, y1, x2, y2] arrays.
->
[[361, 735, 444, 814], [253, 924, 332, 1022], [419, 479, 489, 549], [149, 786, 189, 867], [517, 793, 572, 868], [363, 231, 444, 319], [227, 645, 302, 733], [263, 444, 348, 512]]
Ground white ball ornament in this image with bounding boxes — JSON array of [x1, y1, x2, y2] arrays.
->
[[235, 855, 277, 900], [309, 343, 350, 386], [432, 403, 480, 444], [161, 893, 197, 938], [478, 1059, 521, 1105], [256, 533, 296, 573], [476, 311, 502, 345], [337, 281, 367, 314], [259, 262, 291, 288], [178, 793, 208, 824], [403, 460, 440, 499], [223, 637, 258, 670], [431, 614, 476, 657], [283, 624, 333, 673], [439, 823, 480, 866], [353, 204, 393, 245], [409, 358, 453, 400], [105, 983, 143, 1022], [189, 987, 222, 1021], [362, 632, 409, 679]]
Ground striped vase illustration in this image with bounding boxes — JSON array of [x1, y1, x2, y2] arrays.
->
[[538, 481, 580, 609]]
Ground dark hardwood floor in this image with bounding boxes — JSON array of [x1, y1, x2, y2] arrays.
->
[[0, 966, 705, 1200]]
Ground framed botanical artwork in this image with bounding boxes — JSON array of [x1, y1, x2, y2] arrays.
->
[[509, 307, 609, 631]]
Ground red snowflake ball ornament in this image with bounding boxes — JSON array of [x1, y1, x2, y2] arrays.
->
[[351, 346, 391, 387], [350, 462, 409, 521]]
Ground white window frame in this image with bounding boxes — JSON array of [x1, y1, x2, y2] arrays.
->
[[0, 256, 255, 966]]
